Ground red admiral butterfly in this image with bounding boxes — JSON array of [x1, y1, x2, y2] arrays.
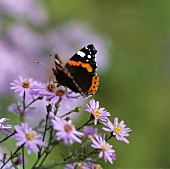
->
[[52, 44, 99, 98]]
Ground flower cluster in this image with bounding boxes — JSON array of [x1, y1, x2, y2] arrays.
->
[[0, 75, 132, 168], [84, 99, 131, 164]]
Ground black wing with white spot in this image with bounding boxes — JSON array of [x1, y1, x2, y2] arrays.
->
[[65, 44, 97, 73]]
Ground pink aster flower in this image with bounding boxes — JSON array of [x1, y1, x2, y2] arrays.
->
[[102, 117, 132, 144], [85, 99, 110, 125], [52, 117, 83, 145], [35, 81, 79, 112], [34, 81, 55, 98], [0, 118, 12, 135], [91, 135, 115, 164], [10, 76, 37, 99], [35, 81, 79, 103], [14, 123, 45, 154]]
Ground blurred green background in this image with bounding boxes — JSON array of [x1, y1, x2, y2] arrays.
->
[[1, 0, 170, 168]]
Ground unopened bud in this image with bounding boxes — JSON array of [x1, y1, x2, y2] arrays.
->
[[94, 164, 103, 169], [65, 117, 70, 121], [87, 134, 93, 142], [74, 106, 82, 112]]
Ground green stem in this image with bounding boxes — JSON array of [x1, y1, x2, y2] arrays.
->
[[60, 110, 74, 118], [38, 127, 54, 167], [25, 97, 42, 109], [106, 133, 113, 141], [38, 111, 50, 157], [22, 146, 25, 169], [76, 117, 92, 131], [0, 132, 15, 144]]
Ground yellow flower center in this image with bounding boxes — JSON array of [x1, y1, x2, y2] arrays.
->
[[114, 126, 122, 134], [22, 80, 30, 88], [26, 133, 35, 141], [94, 109, 101, 117], [101, 143, 109, 152], [64, 124, 73, 133]]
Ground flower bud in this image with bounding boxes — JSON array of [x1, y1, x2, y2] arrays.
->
[[74, 106, 82, 112]]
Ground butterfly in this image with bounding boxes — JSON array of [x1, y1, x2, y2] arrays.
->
[[52, 44, 99, 98]]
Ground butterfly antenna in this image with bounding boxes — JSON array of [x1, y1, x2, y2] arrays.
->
[[35, 60, 50, 73], [36, 61, 46, 66], [36, 53, 54, 67]]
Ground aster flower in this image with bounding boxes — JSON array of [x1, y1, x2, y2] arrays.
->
[[10, 76, 37, 99], [35, 81, 79, 103], [47, 85, 72, 104], [14, 123, 45, 154], [85, 99, 110, 125], [102, 117, 131, 144], [83, 126, 98, 138], [35, 81, 79, 112], [91, 135, 115, 164], [52, 117, 83, 145], [0, 118, 12, 135], [34, 81, 55, 98]]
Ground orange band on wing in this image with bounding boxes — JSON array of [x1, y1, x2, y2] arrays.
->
[[88, 74, 99, 95], [67, 60, 92, 72]]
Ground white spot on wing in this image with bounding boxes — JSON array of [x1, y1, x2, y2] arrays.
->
[[77, 51, 86, 57], [87, 55, 91, 59]]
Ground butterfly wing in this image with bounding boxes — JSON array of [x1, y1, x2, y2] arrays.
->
[[65, 44, 99, 97]]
